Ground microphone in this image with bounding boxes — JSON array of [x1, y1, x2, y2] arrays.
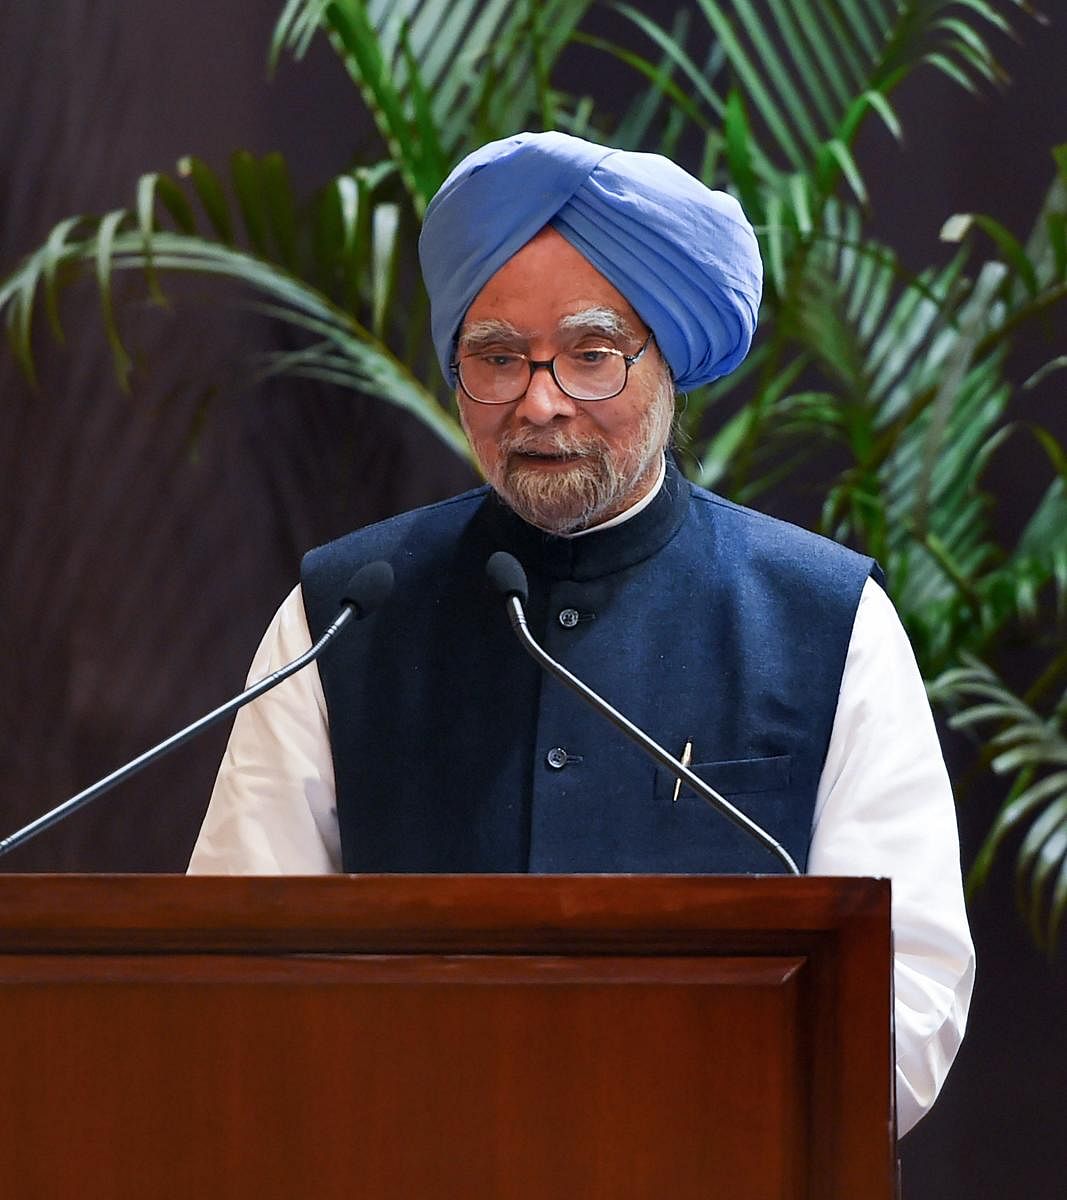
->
[[486, 551, 800, 875], [0, 560, 395, 860]]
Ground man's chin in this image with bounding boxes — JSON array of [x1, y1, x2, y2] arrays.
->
[[498, 459, 613, 534]]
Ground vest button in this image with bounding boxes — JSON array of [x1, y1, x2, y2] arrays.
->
[[558, 608, 580, 628], [546, 747, 569, 769]]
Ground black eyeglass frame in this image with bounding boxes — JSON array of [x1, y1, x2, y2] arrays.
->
[[450, 332, 654, 405]]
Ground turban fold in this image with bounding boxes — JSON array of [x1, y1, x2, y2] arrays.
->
[[418, 131, 763, 392]]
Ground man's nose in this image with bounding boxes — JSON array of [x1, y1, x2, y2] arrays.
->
[[515, 362, 579, 425]]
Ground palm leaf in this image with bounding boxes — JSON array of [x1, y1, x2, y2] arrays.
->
[[272, 0, 597, 210], [638, 1, 1020, 173], [0, 157, 470, 460], [600, 0, 1030, 312], [574, 12, 718, 142], [698, 151, 1065, 697], [931, 655, 1067, 950]]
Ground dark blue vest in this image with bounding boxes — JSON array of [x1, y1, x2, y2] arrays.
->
[[300, 462, 878, 875]]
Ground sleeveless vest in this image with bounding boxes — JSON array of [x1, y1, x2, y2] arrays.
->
[[301, 461, 878, 874]]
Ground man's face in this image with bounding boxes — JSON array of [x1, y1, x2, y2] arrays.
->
[[456, 228, 674, 534]]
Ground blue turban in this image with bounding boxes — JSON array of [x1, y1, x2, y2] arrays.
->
[[418, 130, 763, 391]]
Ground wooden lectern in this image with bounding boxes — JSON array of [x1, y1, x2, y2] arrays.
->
[[0, 875, 893, 1199]]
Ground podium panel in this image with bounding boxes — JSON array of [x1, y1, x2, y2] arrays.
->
[[0, 875, 893, 1199]]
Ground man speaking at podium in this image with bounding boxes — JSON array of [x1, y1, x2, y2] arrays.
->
[[189, 132, 974, 1134]]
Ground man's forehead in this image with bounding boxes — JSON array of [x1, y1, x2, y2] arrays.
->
[[459, 305, 635, 344]]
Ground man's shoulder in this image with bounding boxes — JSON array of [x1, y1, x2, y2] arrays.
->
[[302, 485, 492, 579], [684, 480, 883, 585]]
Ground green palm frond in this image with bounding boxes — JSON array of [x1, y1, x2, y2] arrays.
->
[[577, 4, 726, 142], [643, 3, 1019, 161], [0, 154, 470, 460], [712, 138, 1065, 948], [943, 144, 1067, 358], [597, 0, 1031, 307], [930, 654, 1067, 951], [680, 150, 1064, 695], [705, 201, 981, 522], [273, 0, 597, 210], [988, 454, 1067, 624]]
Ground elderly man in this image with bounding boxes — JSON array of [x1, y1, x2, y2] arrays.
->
[[189, 132, 974, 1134]]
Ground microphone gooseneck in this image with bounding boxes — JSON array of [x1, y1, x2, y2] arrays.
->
[[0, 560, 395, 860], [486, 551, 801, 875]]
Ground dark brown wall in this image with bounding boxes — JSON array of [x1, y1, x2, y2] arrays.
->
[[1, 3, 1064, 1195], [0, 1, 475, 872]]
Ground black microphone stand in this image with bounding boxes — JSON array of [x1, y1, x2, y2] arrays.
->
[[0, 560, 393, 860]]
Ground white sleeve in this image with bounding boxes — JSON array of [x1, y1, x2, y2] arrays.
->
[[187, 585, 342, 874], [808, 577, 976, 1137]]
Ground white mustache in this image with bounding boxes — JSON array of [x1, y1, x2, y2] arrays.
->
[[501, 428, 604, 459]]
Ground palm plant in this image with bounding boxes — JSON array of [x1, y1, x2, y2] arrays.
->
[[2, 0, 1064, 945]]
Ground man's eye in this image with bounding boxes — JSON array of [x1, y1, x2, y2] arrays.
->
[[568, 348, 615, 366], [478, 353, 523, 369]]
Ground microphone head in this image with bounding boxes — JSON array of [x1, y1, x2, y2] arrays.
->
[[341, 559, 394, 618], [486, 551, 528, 605]]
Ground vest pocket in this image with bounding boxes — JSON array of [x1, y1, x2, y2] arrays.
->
[[651, 753, 800, 873], [653, 754, 792, 804]]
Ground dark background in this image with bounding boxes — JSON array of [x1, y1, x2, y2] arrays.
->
[[1, 3, 1064, 1194]]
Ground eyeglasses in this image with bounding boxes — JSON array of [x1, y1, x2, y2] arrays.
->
[[451, 333, 653, 405]]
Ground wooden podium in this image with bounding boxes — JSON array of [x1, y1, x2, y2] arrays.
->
[[0, 875, 894, 1198]]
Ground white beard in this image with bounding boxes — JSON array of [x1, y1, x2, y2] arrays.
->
[[464, 376, 675, 535]]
